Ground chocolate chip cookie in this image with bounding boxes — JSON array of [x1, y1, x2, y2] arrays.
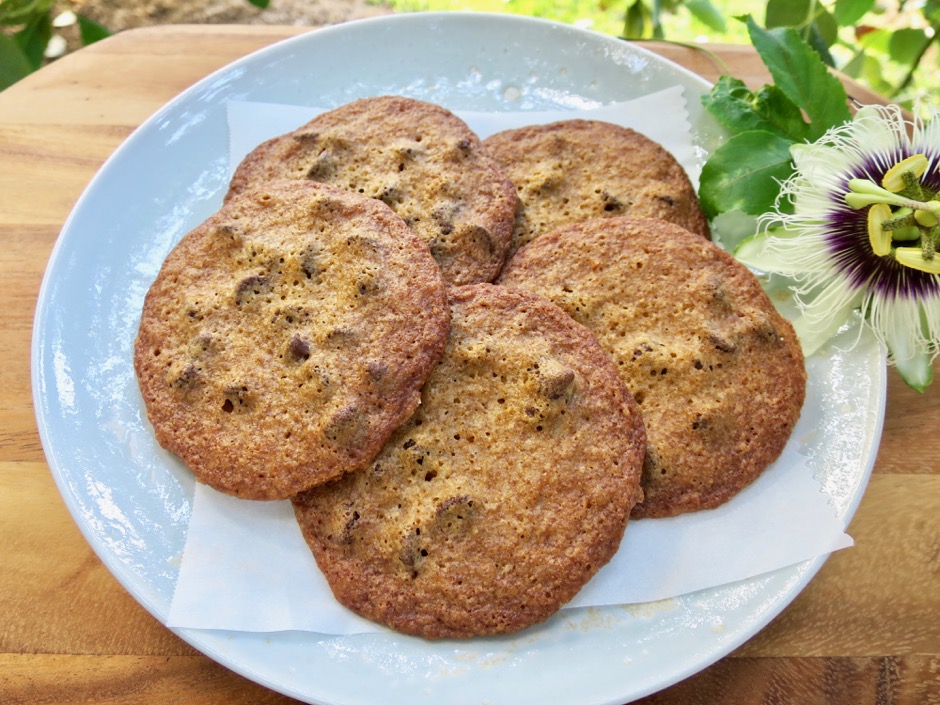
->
[[499, 216, 805, 518], [228, 95, 519, 285], [134, 180, 450, 500], [483, 119, 709, 257], [293, 283, 646, 638]]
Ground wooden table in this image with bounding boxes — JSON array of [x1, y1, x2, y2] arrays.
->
[[1, 22, 938, 705]]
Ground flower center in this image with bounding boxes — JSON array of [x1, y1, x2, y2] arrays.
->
[[844, 153, 940, 274]]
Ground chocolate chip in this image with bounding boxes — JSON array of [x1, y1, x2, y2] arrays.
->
[[399, 530, 421, 568], [293, 131, 320, 145], [435, 495, 473, 520], [288, 334, 311, 362], [306, 153, 336, 181], [538, 361, 576, 400], [234, 274, 270, 305], [221, 384, 251, 412], [601, 191, 625, 212], [655, 194, 677, 207], [377, 184, 403, 207], [709, 333, 736, 353], [300, 245, 320, 280], [340, 510, 361, 544], [324, 328, 357, 349], [323, 404, 365, 443], [171, 363, 199, 388], [367, 360, 388, 382]]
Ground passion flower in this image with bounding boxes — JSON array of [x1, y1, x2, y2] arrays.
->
[[736, 104, 940, 391]]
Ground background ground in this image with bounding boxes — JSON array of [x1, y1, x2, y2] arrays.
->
[[71, 0, 391, 35]]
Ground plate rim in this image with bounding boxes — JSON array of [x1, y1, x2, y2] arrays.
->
[[30, 11, 888, 705]]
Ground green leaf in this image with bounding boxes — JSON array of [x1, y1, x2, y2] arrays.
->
[[806, 21, 837, 67], [77, 14, 110, 45], [925, 0, 940, 23], [623, 0, 654, 38], [833, 0, 875, 26], [812, 6, 839, 47], [754, 84, 815, 140], [765, 0, 811, 29], [859, 27, 890, 54], [698, 130, 796, 219], [701, 75, 812, 141], [746, 16, 851, 139], [840, 48, 866, 79], [857, 53, 893, 97], [685, 0, 726, 32], [764, 0, 838, 53], [0, 0, 55, 26], [13, 10, 51, 69], [889, 28, 929, 66], [246, 0, 270, 8], [0, 29, 32, 89]]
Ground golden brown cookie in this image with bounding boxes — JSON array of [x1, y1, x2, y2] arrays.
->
[[134, 180, 450, 500], [498, 216, 805, 519], [227, 95, 519, 286], [293, 283, 646, 639], [482, 119, 709, 257]]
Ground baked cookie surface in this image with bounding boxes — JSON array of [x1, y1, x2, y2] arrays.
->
[[498, 216, 806, 519], [482, 119, 709, 256], [292, 283, 646, 639], [134, 180, 450, 500], [227, 95, 519, 286]]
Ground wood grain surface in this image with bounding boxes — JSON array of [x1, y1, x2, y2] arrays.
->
[[0, 22, 937, 705]]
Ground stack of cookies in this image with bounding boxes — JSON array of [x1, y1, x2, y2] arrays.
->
[[135, 95, 806, 640]]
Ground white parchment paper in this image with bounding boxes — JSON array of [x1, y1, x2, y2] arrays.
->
[[166, 89, 852, 635]]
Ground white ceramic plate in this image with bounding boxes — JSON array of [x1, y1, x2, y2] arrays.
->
[[32, 12, 886, 705]]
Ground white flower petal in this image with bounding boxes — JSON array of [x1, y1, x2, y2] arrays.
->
[[711, 210, 758, 252], [743, 228, 836, 275], [44, 35, 68, 60], [791, 312, 853, 357], [795, 275, 864, 332], [788, 142, 854, 191], [748, 101, 940, 389], [850, 106, 909, 162], [919, 288, 940, 347], [890, 345, 933, 392], [735, 232, 802, 273], [913, 107, 940, 152], [53, 10, 77, 27]]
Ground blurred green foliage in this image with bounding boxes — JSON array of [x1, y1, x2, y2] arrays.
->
[[623, 0, 940, 111], [387, 0, 939, 110], [0, 0, 270, 90], [3, 0, 936, 110], [0, 0, 110, 89]]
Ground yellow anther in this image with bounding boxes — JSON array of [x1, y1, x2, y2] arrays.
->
[[882, 154, 929, 192], [867, 203, 893, 256], [895, 247, 940, 273]]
